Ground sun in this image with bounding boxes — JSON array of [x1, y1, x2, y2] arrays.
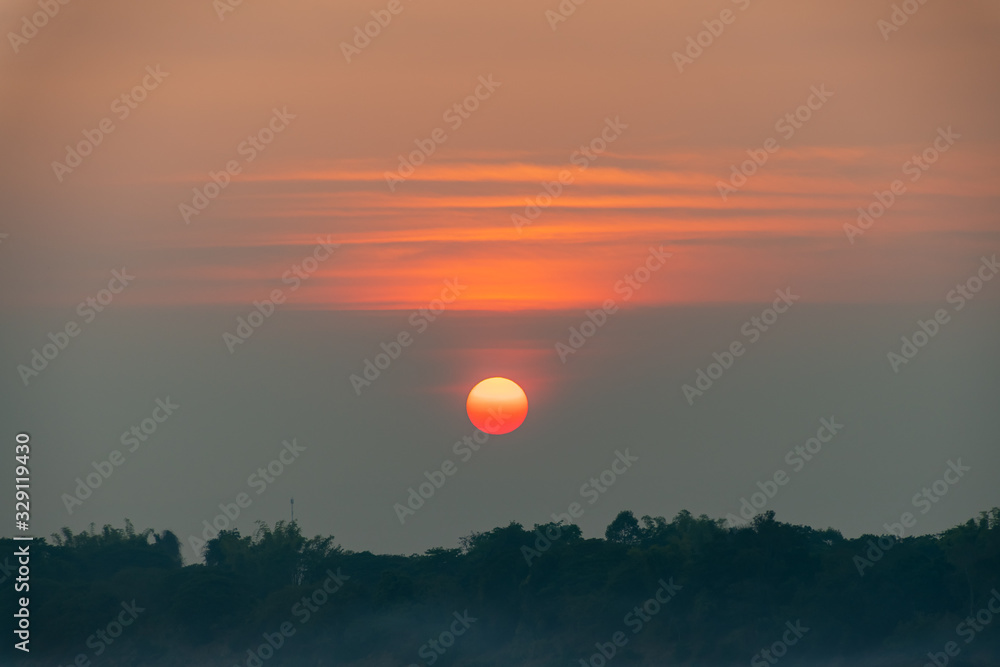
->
[[466, 377, 528, 435]]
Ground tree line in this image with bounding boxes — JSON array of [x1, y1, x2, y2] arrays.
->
[[5, 508, 1000, 666]]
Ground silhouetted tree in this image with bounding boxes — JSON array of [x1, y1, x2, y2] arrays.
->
[[605, 510, 642, 544]]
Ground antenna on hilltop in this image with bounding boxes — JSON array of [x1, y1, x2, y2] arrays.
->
[[291, 497, 295, 523]]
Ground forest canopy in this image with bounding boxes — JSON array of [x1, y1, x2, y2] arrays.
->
[[6, 509, 1000, 666]]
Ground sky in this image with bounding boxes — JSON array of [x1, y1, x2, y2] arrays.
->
[[1, 0, 998, 559]]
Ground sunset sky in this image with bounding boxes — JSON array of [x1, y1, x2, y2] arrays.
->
[[2, 0, 998, 556]]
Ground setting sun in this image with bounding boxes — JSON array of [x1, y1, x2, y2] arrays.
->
[[466, 377, 528, 435]]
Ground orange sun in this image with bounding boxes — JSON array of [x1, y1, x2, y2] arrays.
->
[[466, 377, 528, 435]]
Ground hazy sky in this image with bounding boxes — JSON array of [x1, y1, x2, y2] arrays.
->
[[1, 0, 998, 559]]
